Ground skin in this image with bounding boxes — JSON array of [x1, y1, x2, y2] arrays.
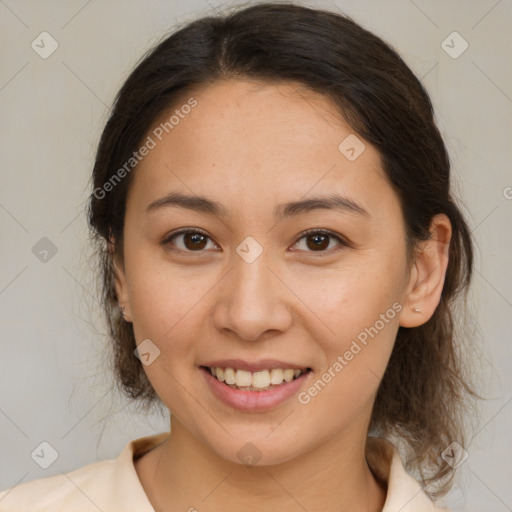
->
[[113, 79, 451, 512]]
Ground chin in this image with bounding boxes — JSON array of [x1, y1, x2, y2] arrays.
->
[[205, 431, 305, 468]]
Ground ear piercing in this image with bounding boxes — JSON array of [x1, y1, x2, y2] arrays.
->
[[412, 307, 421, 313], [119, 305, 125, 319]]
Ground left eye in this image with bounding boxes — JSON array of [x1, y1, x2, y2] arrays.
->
[[292, 229, 346, 254]]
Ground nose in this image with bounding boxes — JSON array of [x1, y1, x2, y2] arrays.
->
[[212, 250, 293, 342]]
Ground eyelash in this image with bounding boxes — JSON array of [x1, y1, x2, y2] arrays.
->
[[162, 228, 349, 256]]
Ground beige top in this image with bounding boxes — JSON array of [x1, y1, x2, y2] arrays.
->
[[0, 433, 447, 511]]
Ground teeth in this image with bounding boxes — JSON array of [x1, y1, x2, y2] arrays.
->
[[283, 369, 295, 382], [252, 370, 271, 388], [224, 367, 236, 385], [208, 366, 307, 390], [235, 369, 252, 387], [269, 368, 284, 385]]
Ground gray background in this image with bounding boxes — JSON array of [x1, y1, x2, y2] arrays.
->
[[0, 1, 511, 510]]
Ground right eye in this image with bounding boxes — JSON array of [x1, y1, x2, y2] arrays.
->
[[162, 229, 220, 253]]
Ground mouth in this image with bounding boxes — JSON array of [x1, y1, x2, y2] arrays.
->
[[200, 365, 312, 392]]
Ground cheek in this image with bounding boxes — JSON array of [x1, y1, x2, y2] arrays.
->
[[123, 238, 206, 335], [124, 261, 209, 410], [290, 251, 406, 339], [128, 274, 213, 374], [295, 303, 400, 436], [290, 254, 405, 399]]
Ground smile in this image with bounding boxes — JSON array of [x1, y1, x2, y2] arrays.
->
[[203, 366, 310, 391]]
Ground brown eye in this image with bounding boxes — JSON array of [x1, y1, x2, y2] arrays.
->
[[306, 232, 330, 251], [182, 232, 208, 250], [292, 229, 346, 254], [164, 229, 217, 252]]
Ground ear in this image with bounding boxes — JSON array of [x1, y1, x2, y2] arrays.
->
[[399, 214, 452, 328], [108, 238, 133, 323]]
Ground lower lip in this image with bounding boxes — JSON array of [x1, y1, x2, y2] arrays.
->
[[201, 367, 311, 412]]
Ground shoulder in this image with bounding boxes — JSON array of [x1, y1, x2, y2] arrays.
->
[[0, 432, 169, 512], [0, 458, 117, 511], [366, 436, 450, 512]]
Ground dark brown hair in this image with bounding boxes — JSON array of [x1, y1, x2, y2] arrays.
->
[[88, 1, 478, 499]]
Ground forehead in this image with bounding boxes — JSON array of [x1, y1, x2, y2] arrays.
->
[[127, 79, 396, 220], [157, 78, 354, 154]]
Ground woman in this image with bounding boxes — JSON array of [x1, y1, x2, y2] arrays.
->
[[0, 3, 477, 511]]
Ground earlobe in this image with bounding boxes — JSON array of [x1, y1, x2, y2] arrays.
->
[[399, 214, 452, 328]]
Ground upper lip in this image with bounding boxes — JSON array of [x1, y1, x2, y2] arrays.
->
[[201, 358, 310, 373]]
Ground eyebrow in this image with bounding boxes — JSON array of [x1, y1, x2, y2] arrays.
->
[[146, 191, 369, 219]]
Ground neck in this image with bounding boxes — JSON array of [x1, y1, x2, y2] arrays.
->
[[139, 418, 387, 512]]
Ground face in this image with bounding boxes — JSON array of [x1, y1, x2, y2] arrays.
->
[[115, 79, 416, 465]]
